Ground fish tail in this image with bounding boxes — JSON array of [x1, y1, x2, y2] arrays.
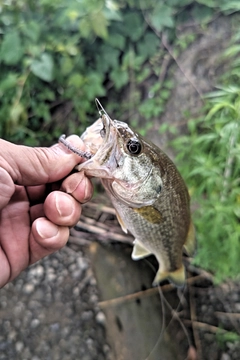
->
[[152, 264, 185, 288]]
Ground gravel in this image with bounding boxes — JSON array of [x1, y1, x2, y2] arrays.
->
[[0, 245, 112, 360]]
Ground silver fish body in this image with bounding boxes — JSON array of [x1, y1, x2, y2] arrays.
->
[[76, 113, 195, 287]]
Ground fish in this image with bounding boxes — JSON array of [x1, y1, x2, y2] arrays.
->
[[60, 101, 196, 287]]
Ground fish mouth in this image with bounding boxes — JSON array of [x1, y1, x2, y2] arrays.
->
[[77, 102, 118, 178]]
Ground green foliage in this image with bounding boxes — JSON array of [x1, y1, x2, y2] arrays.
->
[[0, 0, 236, 146], [173, 86, 240, 283], [216, 329, 240, 348], [0, 0, 123, 145], [171, 27, 240, 283]]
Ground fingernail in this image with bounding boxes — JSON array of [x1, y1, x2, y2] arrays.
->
[[55, 192, 74, 217], [84, 178, 92, 202], [64, 172, 84, 194], [36, 220, 59, 239]]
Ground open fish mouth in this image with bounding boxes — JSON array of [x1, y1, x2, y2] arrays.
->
[[80, 100, 113, 155], [77, 100, 120, 178]]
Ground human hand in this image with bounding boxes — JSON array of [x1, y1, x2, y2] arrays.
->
[[0, 136, 93, 288]]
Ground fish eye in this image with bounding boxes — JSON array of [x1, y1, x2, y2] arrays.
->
[[126, 138, 142, 155]]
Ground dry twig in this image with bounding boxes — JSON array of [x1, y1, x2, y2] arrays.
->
[[189, 281, 203, 360], [98, 275, 205, 309]]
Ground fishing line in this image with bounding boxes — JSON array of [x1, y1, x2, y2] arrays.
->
[[142, 259, 166, 360], [95, 98, 112, 121], [142, 259, 193, 360]]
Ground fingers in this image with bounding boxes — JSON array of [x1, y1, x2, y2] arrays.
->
[[0, 167, 15, 210], [0, 135, 88, 186], [44, 191, 82, 226], [29, 217, 70, 264], [29, 188, 89, 265], [61, 172, 93, 203]]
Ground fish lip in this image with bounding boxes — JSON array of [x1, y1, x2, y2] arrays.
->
[[78, 113, 118, 177]]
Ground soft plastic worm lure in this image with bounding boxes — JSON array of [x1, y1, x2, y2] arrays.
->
[[58, 134, 92, 160], [58, 99, 109, 160]]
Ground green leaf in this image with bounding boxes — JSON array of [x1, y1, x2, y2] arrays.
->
[[122, 13, 145, 41], [0, 73, 18, 92], [68, 73, 85, 88], [103, 7, 122, 21], [106, 33, 125, 50], [192, 4, 214, 23], [110, 68, 129, 90], [0, 31, 23, 65], [137, 32, 159, 60], [91, 11, 109, 39], [149, 4, 174, 32], [96, 45, 120, 73], [22, 21, 41, 42], [9, 102, 25, 124], [30, 53, 54, 82]]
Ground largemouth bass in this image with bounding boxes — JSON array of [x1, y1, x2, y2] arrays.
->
[[60, 102, 196, 287]]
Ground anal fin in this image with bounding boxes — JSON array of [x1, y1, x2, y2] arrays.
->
[[131, 240, 152, 260]]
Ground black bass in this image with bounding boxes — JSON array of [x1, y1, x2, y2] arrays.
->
[[60, 102, 196, 286]]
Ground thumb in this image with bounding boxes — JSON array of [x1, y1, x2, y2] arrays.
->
[[0, 136, 86, 186]]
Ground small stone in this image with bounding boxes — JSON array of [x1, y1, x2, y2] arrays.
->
[[86, 338, 94, 350], [46, 272, 56, 281], [8, 330, 17, 341], [72, 270, 82, 279], [69, 263, 77, 272], [0, 300, 7, 309], [76, 257, 88, 271], [3, 320, 11, 331], [31, 319, 40, 328], [50, 323, 60, 332], [73, 286, 80, 297], [95, 311, 106, 326], [220, 353, 231, 360], [23, 283, 35, 294], [32, 265, 44, 278], [81, 311, 93, 321], [61, 327, 70, 337], [90, 294, 98, 303], [90, 277, 97, 286], [15, 341, 24, 352], [103, 344, 111, 354], [234, 303, 240, 312]]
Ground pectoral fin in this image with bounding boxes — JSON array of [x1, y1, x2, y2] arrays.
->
[[115, 209, 128, 234], [152, 264, 185, 288], [131, 240, 152, 260], [184, 220, 196, 256]]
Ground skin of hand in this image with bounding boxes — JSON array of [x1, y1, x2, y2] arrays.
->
[[0, 136, 93, 288]]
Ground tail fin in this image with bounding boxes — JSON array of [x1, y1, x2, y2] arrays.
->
[[152, 264, 185, 288]]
